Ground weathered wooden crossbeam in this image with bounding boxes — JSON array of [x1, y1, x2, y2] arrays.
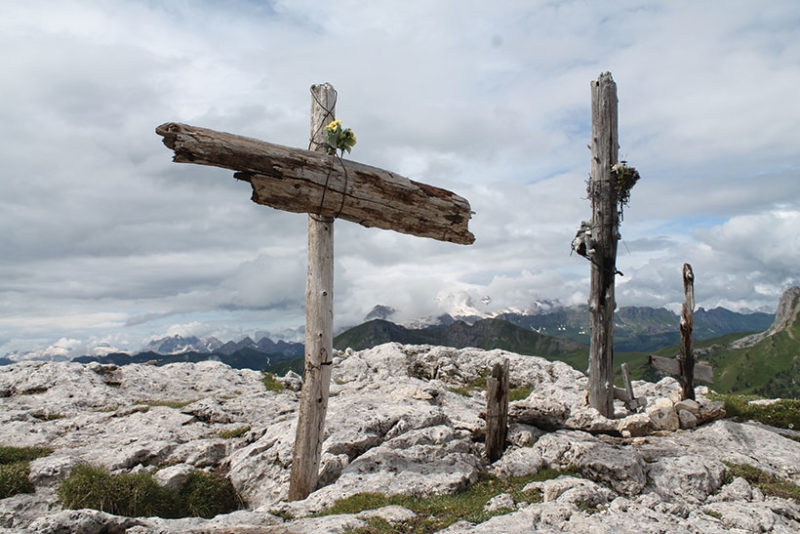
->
[[649, 354, 714, 384], [155, 122, 474, 245]]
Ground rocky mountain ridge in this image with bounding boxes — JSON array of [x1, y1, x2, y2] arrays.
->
[[1, 344, 799, 533]]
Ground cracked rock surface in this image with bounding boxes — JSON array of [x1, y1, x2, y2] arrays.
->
[[1, 343, 798, 533]]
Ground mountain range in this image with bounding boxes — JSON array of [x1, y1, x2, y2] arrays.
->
[[3, 298, 791, 397]]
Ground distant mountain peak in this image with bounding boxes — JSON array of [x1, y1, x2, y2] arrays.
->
[[364, 305, 396, 322], [729, 286, 800, 349]]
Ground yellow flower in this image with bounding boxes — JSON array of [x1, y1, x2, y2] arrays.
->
[[324, 120, 342, 133]]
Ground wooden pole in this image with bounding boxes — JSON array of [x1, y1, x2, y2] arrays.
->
[[679, 263, 695, 400], [485, 360, 509, 462], [587, 73, 619, 418], [289, 83, 337, 500]]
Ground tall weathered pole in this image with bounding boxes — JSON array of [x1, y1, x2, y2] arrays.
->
[[679, 263, 695, 400], [588, 73, 619, 417], [289, 83, 337, 500]]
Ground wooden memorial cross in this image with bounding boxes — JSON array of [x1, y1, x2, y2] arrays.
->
[[156, 83, 474, 500], [648, 264, 713, 400]]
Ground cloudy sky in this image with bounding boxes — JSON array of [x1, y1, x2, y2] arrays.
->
[[2, 1, 799, 358]]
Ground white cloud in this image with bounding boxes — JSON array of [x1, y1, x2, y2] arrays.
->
[[2, 1, 799, 355]]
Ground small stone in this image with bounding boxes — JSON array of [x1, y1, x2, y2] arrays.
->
[[674, 399, 700, 415], [484, 493, 516, 512], [154, 463, 194, 491], [697, 400, 726, 424], [646, 398, 679, 432], [678, 409, 698, 429]]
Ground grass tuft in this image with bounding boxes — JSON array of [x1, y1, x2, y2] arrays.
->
[[0, 446, 54, 465], [180, 470, 245, 519], [58, 464, 244, 518], [0, 462, 34, 499], [0, 446, 54, 499], [262, 372, 285, 393]]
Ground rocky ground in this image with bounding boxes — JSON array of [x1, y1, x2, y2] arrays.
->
[[1, 343, 799, 533]]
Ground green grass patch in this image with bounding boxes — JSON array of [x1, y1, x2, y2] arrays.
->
[[0, 446, 54, 465], [447, 386, 471, 397], [704, 509, 723, 520], [709, 394, 800, 430], [0, 462, 34, 499], [0, 446, 55, 499], [217, 426, 251, 439], [180, 471, 245, 518], [509, 387, 533, 401], [262, 372, 285, 393], [318, 467, 579, 532], [723, 462, 800, 504], [58, 465, 245, 519]]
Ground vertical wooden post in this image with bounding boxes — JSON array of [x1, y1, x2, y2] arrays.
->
[[485, 360, 509, 463], [289, 83, 337, 500], [587, 72, 619, 418], [621, 362, 634, 405], [679, 263, 695, 400]]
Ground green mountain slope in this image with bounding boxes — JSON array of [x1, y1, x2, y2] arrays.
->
[[619, 288, 800, 398], [498, 306, 773, 353], [334, 318, 588, 365]]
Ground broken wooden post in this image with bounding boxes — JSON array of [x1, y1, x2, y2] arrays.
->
[[485, 359, 509, 462], [156, 83, 474, 501], [587, 72, 619, 417], [679, 263, 695, 400], [650, 265, 712, 397], [288, 83, 337, 500]]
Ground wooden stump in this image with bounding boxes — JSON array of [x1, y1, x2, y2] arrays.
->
[[485, 360, 509, 463]]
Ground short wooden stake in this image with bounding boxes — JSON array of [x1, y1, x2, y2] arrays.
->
[[485, 360, 509, 463], [289, 83, 337, 500], [587, 72, 619, 418]]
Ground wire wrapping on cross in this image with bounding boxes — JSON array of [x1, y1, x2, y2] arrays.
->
[[309, 87, 349, 220]]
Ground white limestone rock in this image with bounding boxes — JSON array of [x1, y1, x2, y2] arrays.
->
[[153, 463, 194, 492], [1, 344, 799, 533], [645, 454, 727, 503], [646, 398, 679, 432], [484, 492, 516, 512]]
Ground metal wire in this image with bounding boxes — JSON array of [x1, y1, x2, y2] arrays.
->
[[309, 86, 349, 220]]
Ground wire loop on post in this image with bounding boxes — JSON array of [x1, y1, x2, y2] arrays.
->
[[309, 86, 349, 221]]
